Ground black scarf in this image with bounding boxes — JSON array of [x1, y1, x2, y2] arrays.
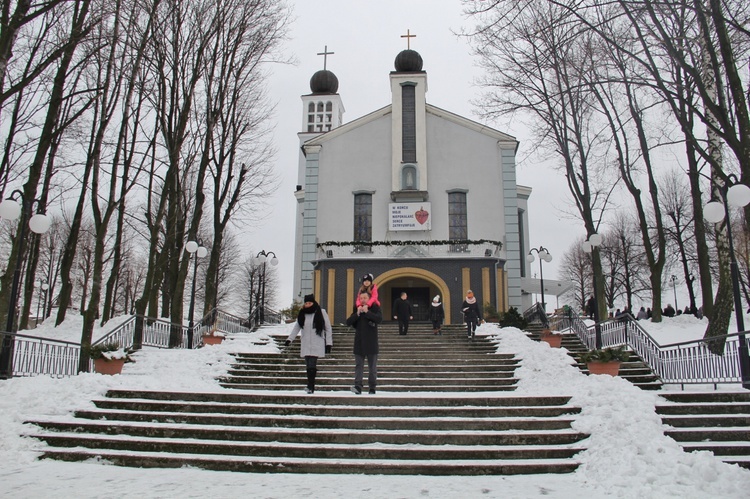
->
[[297, 301, 325, 335]]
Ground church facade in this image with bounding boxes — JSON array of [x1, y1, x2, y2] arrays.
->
[[292, 48, 532, 324]]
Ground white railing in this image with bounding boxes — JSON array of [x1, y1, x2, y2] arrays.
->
[[545, 309, 748, 386]]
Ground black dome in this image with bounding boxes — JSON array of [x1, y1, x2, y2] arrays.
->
[[394, 49, 423, 72], [310, 69, 339, 94]]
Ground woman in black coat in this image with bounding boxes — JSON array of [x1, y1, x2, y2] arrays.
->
[[429, 295, 445, 335], [461, 290, 483, 339], [346, 291, 383, 394]]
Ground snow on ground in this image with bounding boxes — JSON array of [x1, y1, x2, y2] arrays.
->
[[1, 316, 749, 498]]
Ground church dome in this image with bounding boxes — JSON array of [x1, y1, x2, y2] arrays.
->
[[310, 69, 339, 94], [394, 49, 423, 72]]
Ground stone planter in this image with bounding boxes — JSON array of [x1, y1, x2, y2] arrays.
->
[[202, 335, 224, 346], [94, 358, 126, 375], [586, 361, 621, 376], [541, 334, 562, 348]]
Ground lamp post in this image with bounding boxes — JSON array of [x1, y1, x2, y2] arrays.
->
[[185, 239, 208, 349], [526, 246, 552, 313], [40, 282, 49, 320], [35, 280, 48, 327], [703, 174, 750, 389], [253, 250, 278, 325], [670, 275, 678, 312], [582, 233, 604, 349], [0, 191, 51, 379]]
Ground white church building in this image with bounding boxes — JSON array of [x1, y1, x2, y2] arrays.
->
[[292, 46, 533, 324]]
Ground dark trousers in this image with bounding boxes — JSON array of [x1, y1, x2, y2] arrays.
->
[[397, 319, 409, 335], [354, 354, 377, 390], [305, 356, 318, 390], [466, 320, 478, 337]]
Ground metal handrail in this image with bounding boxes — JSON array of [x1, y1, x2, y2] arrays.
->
[[2, 308, 254, 378], [523, 302, 549, 328], [546, 307, 749, 386]]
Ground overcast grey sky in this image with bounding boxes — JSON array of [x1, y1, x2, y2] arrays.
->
[[250, 0, 578, 308]]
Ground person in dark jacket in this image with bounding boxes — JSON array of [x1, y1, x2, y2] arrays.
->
[[347, 291, 383, 394], [663, 304, 676, 317], [461, 290, 483, 339], [429, 295, 445, 335], [392, 292, 413, 335], [285, 294, 333, 394], [586, 295, 596, 319]]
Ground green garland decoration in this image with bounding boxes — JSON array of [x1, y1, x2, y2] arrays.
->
[[317, 239, 502, 249]]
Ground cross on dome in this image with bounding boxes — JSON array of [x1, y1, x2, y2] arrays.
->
[[401, 29, 416, 49], [317, 45, 334, 70]]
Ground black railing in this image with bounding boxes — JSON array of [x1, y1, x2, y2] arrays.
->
[[523, 302, 549, 328]]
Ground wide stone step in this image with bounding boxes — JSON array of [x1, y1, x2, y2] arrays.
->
[[104, 390, 568, 406], [219, 382, 520, 392], [92, 398, 582, 418], [36, 448, 581, 475], [33, 433, 584, 461], [660, 414, 750, 428], [225, 368, 517, 379], [659, 392, 750, 404], [232, 362, 519, 371], [665, 428, 750, 442], [31, 419, 586, 446], [656, 402, 750, 415], [71, 409, 575, 431]]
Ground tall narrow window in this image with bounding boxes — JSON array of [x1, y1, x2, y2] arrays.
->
[[518, 209, 526, 277], [401, 83, 416, 163], [354, 193, 372, 253], [448, 191, 468, 252]]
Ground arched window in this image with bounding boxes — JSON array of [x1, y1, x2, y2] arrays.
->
[[401, 164, 418, 190], [307, 101, 334, 132]]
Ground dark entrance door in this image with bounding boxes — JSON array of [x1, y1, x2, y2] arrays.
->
[[390, 287, 430, 322]]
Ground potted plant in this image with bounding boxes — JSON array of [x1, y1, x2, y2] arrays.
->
[[87, 341, 135, 375], [202, 328, 226, 346], [580, 345, 630, 376], [540, 328, 562, 348]]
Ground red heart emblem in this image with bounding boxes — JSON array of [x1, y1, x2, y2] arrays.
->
[[415, 207, 429, 225]]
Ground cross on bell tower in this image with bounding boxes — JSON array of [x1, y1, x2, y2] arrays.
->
[[317, 45, 334, 70], [401, 29, 416, 49]]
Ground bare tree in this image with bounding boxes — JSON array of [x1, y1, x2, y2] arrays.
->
[[465, 0, 618, 321]]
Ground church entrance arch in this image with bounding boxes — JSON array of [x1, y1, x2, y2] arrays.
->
[[374, 268, 451, 324]]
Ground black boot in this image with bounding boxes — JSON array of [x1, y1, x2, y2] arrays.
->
[[306, 368, 317, 394]]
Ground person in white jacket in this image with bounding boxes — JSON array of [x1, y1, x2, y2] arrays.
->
[[285, 294, 333, 393]]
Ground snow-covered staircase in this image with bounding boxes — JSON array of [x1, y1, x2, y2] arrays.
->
[[25, 323, 589, 475], [221, 324, 519, 392], [656, 391, 750, 470], [525, 322, 663, 390]]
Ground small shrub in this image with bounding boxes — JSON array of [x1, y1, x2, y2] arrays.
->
[[86, 342, 135, 362], [484, 302, 500, 321], [499, 307, 528, 329], [580, 345, 630, 363]]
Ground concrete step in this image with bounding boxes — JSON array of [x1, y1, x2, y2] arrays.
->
[[35, 448, 583, 475], [656, 392, 750, 470], [27, 390, 588, 475]]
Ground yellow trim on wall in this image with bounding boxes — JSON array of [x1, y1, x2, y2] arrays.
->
[[375, 267, 453, 324], [327, 269, 336, 320], [313, 270, 321, 306], [482, 267, 490, 310], [346, 269, 355, 317], [461, 267, 471, 299]]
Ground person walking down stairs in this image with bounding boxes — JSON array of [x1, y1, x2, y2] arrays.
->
[[462, 290, 483, 340], [285, 294, 333, 394], [392, 292, 413, 335], [430, 295, 445, 335], [347, 290, 383, 394]]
